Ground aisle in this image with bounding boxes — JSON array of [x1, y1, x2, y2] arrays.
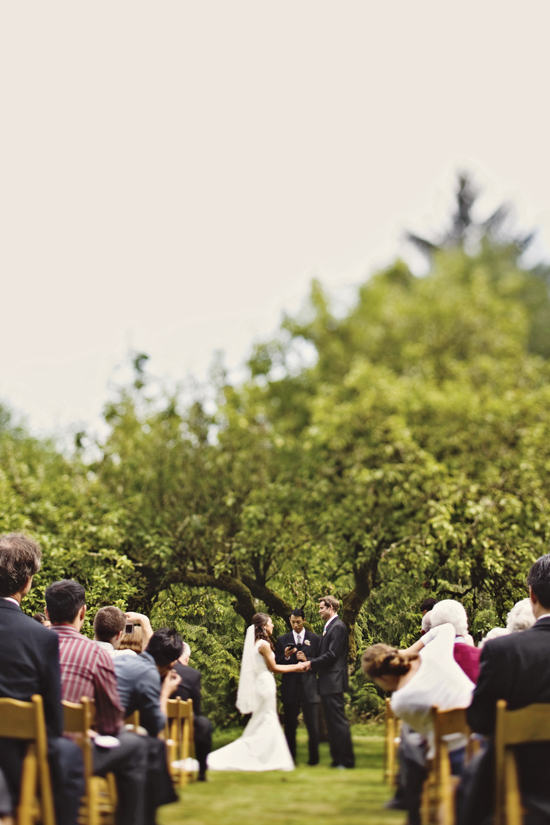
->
[[158, 724, 406, 825]]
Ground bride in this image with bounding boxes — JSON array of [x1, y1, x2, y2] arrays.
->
[[208, 612, 309, 772]]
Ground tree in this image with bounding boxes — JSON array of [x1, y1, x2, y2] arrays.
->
[[405, 172, 550, 358], [0, 405, 140, 632], [93, 233, 550, 662]]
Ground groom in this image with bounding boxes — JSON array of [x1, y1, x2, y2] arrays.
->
[[303, 596, 355, 769]]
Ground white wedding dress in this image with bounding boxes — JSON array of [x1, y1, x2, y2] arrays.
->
[[207, 635, 294, 772]]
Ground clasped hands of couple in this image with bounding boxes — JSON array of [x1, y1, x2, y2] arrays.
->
[[283, 646, 311, 671]]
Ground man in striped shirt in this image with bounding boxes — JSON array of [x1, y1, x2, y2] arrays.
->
[[46, 580, 149, 825]]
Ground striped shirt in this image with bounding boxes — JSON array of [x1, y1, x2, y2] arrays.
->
[[51, 625, 124, 735]]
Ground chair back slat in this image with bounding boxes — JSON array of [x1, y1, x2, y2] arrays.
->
[[0, 697, 38, 739], [433, 707, 469, 739], [494, 700, 550, 825], [63, 699, 91, 733], [0, 695, 56, 825], [497, 702, 550, 745]]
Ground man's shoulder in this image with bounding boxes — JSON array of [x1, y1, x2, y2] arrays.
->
[[483, 624, 550, 660], [276, 631, 293, 645], [115, 651, 151, 672], [55, 627, 96, 650], [0, 602, 35, 630], [329, 617, 347, 632], [0, 605, 58, 653]]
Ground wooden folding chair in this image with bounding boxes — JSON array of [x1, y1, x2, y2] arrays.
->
[[494, 700, 550, 825], [164, 698, 195, 788], [0, 694, 56, 825], [421, 706, 474, 825], [383, 698, 401, 785], [62, 698, 117, 825]]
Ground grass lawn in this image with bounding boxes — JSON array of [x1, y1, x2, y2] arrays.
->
[[158, 723, 407, 825]]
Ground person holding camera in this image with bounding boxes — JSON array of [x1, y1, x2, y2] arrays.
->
[[120, 611, 153, 652], [274, 608, 321, 765], [94, 608, 182, 823]]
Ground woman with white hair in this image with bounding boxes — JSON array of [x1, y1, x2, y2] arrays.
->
[[478, 598, 535, 648], [409, 599, 481, 683], [506, 597, 535, 633], [430, 600, 472, 641]]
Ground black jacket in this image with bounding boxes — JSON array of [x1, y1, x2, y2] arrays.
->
[[274, 630, 321, 704], [0, 598, 64, 798], [308, 617, 349, 696], [467, 616, 550, 810], [172, 663, 202, 717]]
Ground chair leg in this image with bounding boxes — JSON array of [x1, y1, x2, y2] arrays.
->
[[17, 748, 37, 825], [88, 778, 101, 825], [504, 752, 522, 825]]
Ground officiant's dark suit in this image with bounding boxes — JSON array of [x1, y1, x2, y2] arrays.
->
[[275, 618, 321, 765], [308, 601, 355, 769]]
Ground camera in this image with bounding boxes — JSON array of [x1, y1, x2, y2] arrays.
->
[[125, 623, 134, 634]]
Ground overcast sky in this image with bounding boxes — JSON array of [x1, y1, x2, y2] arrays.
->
[[1, 1, 549, 440]]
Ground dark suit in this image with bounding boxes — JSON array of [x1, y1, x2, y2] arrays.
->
[[172, 662, 213, 776], [275, 630, 321, 764], [461, 617, 550, 825], [0, 598, 84, 825], [308, 616, 355, 768]]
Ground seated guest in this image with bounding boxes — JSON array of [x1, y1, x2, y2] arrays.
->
[[479, 626, 509, 647], [408, 599, 481, 684], [45, 580, 150, 825], [363, 623, 474, 825], [93, 609, 180, 818], [114, 627, 183, 737], [420, 597, 437, 616], [0, 535, 84, 825], [118, 625, 142, 653], [123, 611, 153, 651], [93, 607, 139, 659], [386, 609, 434, 813], [479, 599, 535, 648], [172, 641, 213, 781], [462, 554, 550, 825], [506, 597, 536, 633], [32, 611, 51, 627], [116, 631, 183, 813]]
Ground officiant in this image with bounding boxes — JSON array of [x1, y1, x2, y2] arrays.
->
[[275, 608, 321, 765]]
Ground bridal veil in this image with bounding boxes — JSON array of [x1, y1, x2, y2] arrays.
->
[[236, 624, 256, 714]]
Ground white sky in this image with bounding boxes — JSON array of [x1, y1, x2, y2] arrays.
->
[[1, 1, 549, 441]]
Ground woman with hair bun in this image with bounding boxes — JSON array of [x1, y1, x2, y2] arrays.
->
[[362, 624, 475, 825], [363, 624, 474, 749]]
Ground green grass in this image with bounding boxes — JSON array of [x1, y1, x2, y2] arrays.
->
[[158, 723, 407, 825]]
